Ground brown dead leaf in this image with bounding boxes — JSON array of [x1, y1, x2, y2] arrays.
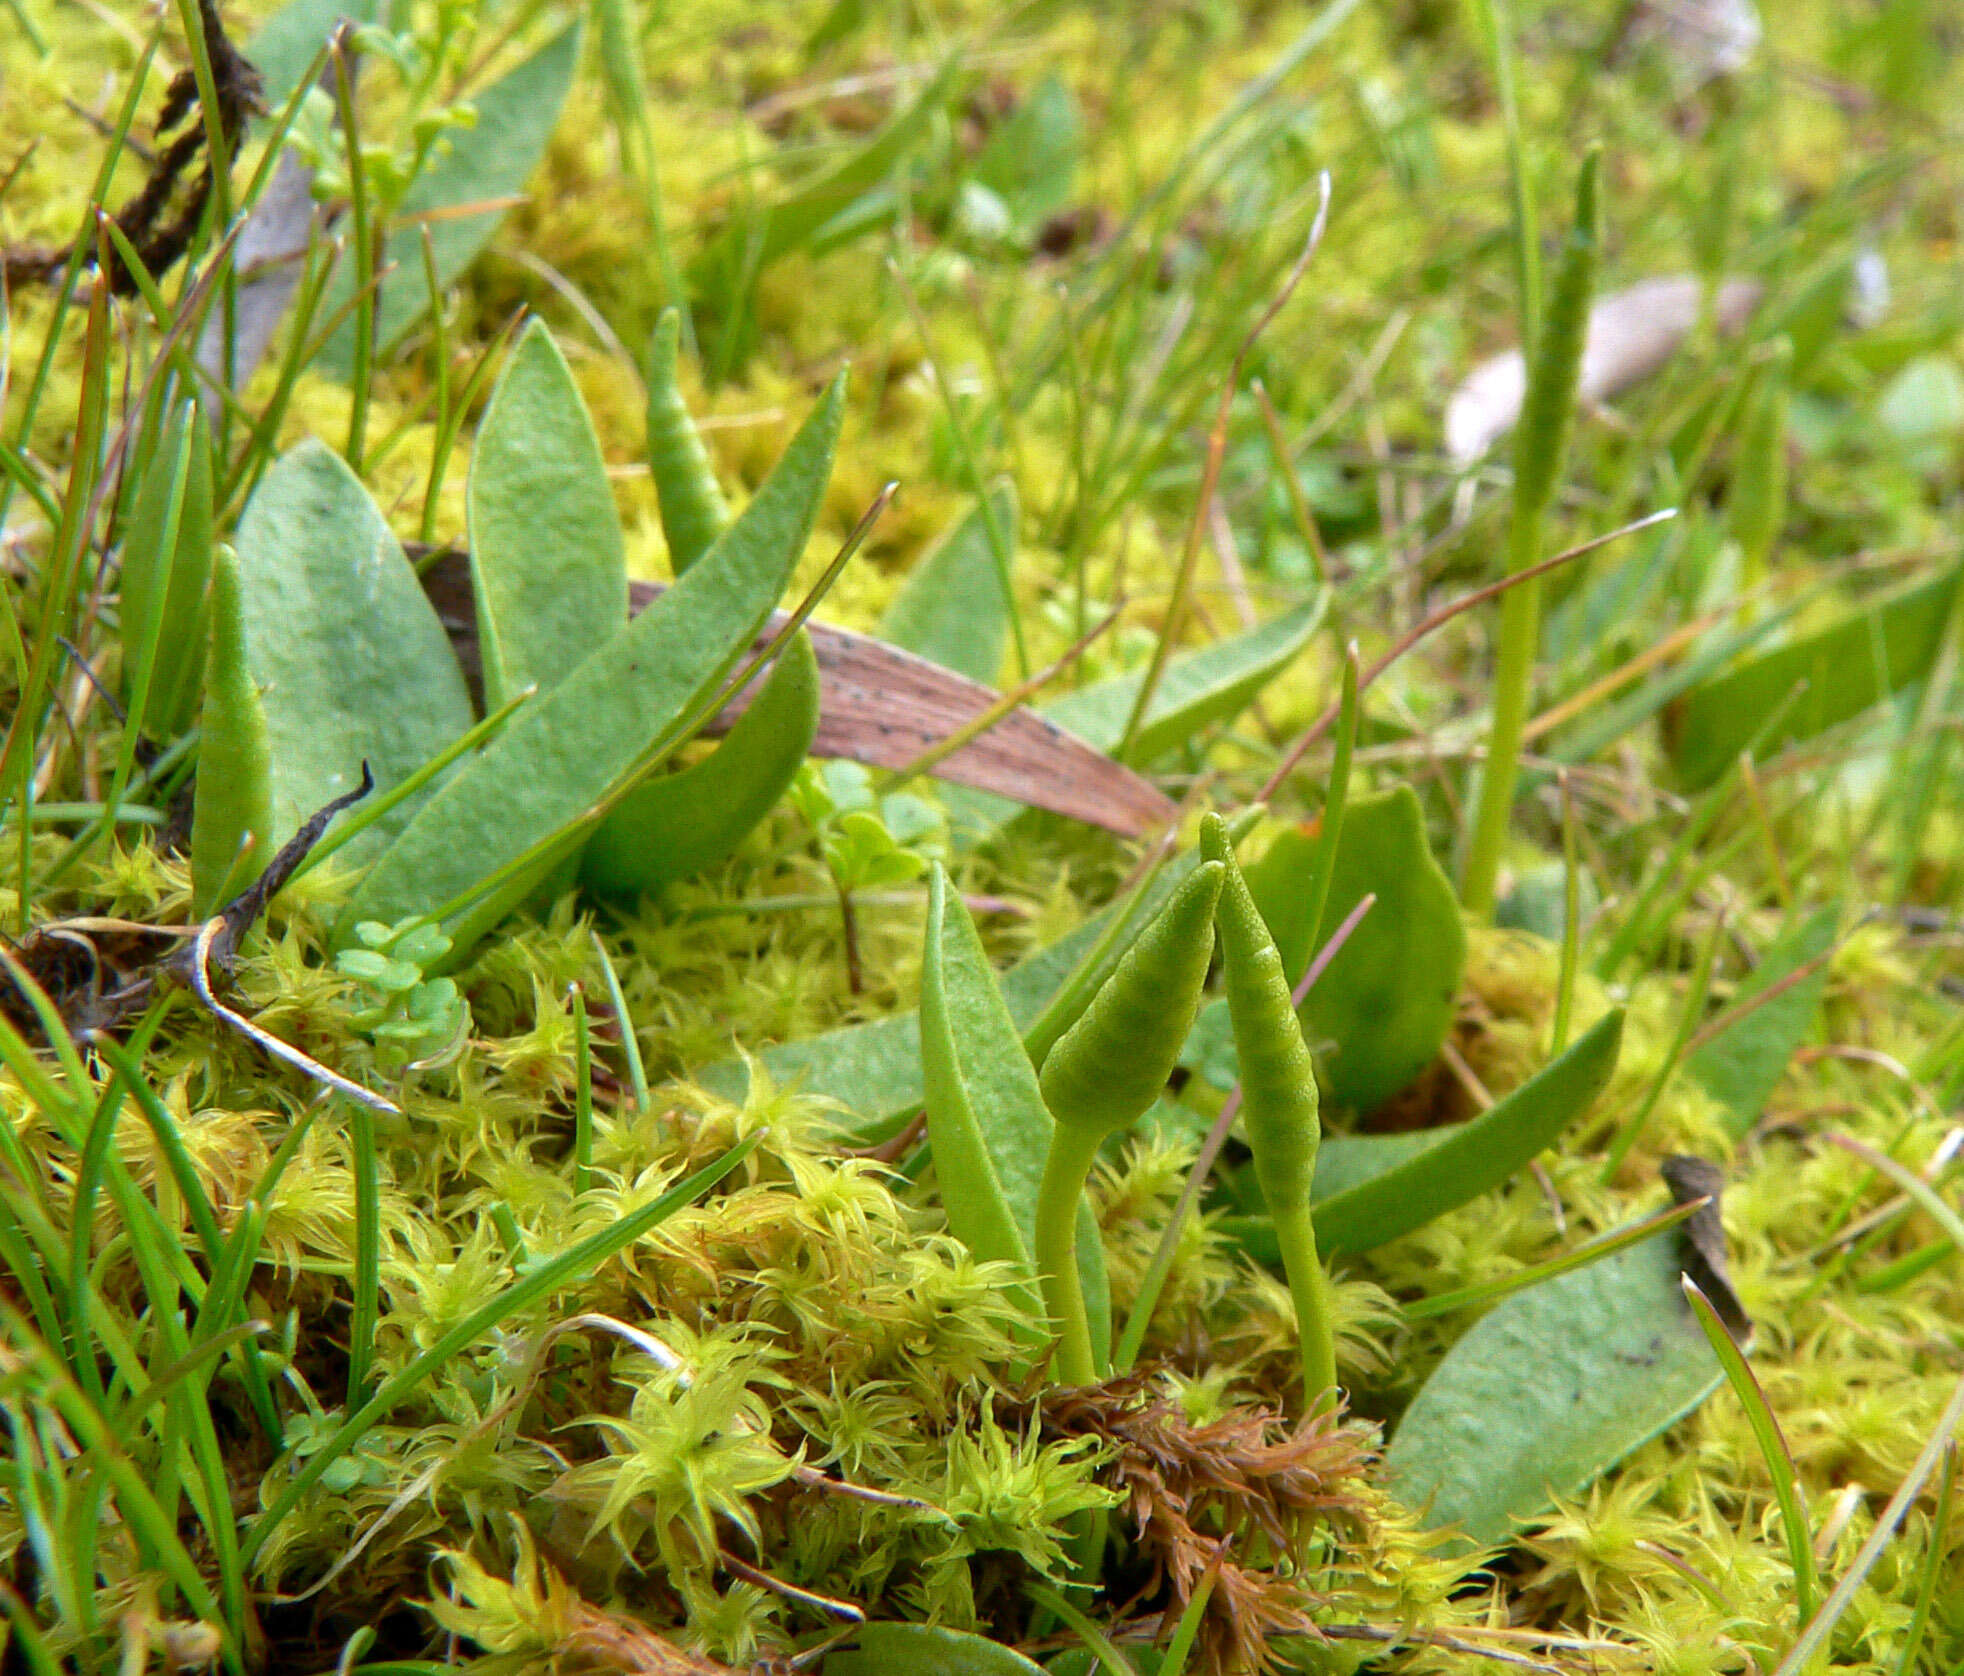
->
[[1660, 1154, 1752, 1348], [420, 551, 1176, 839], [559, 1599, 739, 1675]]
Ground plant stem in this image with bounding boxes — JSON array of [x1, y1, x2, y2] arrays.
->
[[1034, 1122, 1105, 1386], [1159, 1569, 1218, 1676], [1117, 186, 1329, 759], [1462, 569, 1541, 916], [572, 984, 594, 1198], [1477, 0, 1539, 348], [837, 883, 863, 995], [348, 1099, 379, 1406], [1273, 1202, 1337, 1410], [331, 34, 374, 474], [1112, 890, 1374, 1374], [1460, 147, 1600, 917], [1551, 768, 1581, 1053]]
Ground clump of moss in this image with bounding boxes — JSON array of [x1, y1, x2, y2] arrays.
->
[[8, 0, 1964, 1669]]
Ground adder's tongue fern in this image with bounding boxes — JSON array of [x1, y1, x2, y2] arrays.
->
[[1201, 811, 1339, 1412], [1460, 145, 1602, 918], [1034, 857, 1224, 1384], [190, 546, 274, 918], [645, 305, 731, 575]]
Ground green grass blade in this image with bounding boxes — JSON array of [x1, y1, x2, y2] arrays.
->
[[1768, 1368, 1964, 1676], [347, 1100, 379, 1406], [0, 1195, 70, 1376], [572, 983, 594, 1195], [0, 947, 90, 1125], [1551, 770, 1582, 1052], [1890, 1442, 1956, 1676], [66, 1074, 133, 1403], [1599, 911, 1726, 1181], [0, 1575, 63, 1676], [192, 1105, 324, 1442], [123, 1322, 269, 1425], [1824, 1133, 1964, 1259], [1045, 595, 1327, 767], [1313, 1009, 1623, 1256], [0, 23, 159, 536], [1023, 1582, 1137, 1675], [1402, 1197, 1708, 1322], [1593, 679, 1808, 978], [1299, 643, 1359, 970], [100, 1032, 228, 1264], [9, 1309, 239, 1669], [590, 931, 650, 1112], [1682, 1277, 1816, 1629]]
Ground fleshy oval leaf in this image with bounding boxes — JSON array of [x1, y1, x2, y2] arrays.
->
[[1383, 1227, 1721, 1557], [339, 375, 846, 960], [826, 1623, 1046, 1676], [1253, 784, 1465, 1112], [1684, 905, 1835, 1136], [880, 482, 1016, 686], [318, 24, 581, 374], [920, 867, 1110, 1359], [1311, 1009, 1623, 1256], [468, 318, 628, 709], [235, 441, 474, 860], [580, 628, 821, 897], [1664, 566, 1963, 791]]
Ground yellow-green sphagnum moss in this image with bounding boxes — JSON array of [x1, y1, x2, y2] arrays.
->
[[7, 0, 1964, 1670]]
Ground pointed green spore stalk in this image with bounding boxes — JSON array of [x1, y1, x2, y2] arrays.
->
[[1730, 335, 1793, 602], [1201, 812, 1338, 1411], [190, 546, 274, 917], [645, 305, 731, 575], [1035, 857, 1223, 1385], [1461, 146, 1602, 917]]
